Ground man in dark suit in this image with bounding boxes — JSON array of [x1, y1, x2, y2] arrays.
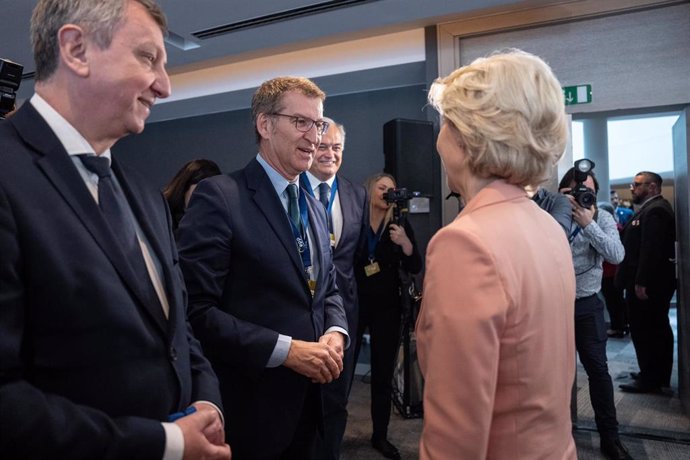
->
[[177, 77, 349, 459], [300, 118, 368, 459], [617, 171, 676, 394], [0, 1, 230, 459]]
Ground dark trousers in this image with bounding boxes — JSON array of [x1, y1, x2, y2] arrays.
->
[[626, 286, 675, 387], [356, 296, 402, 438], [314, 331, 358, 460], [575, 295, 619, 439], [601, 276, 628, 332]]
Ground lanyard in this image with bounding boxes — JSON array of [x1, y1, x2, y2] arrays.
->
[[367, 221, 385, 261], [300, 174, 338, 234], [288, 189, 312, 274]]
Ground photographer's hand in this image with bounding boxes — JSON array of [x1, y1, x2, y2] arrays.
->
[[566, 195, 594, 228], [389, 224, 413, 256]]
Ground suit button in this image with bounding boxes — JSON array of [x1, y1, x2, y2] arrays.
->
[[169, 347, 177, 361]]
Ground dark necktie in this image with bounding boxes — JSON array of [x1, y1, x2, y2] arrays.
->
[[286, 183, 301, 230], [318, 182, 330, 210], [78, 155, 163, 313]]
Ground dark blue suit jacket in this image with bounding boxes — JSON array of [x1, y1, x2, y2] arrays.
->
[[0, 103, 221, 459], [300, 173, 367, 339], [177, 158, 347, 457]]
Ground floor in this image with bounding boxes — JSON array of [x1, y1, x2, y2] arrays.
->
[[340, 308, 690, 459]]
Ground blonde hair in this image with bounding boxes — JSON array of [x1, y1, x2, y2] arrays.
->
[[428, 49, 567, 187], [365, 172, 396, 228]]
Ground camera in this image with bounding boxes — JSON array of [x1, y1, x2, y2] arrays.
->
[[0, 58, 23, 119], [383, 187, 419, 205], [383, 187, 421, 225], [569, 159, 596, 209]]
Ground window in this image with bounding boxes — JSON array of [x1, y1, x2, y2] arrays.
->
[[608, 114, 679, 180]]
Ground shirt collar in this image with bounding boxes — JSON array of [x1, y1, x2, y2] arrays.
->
[[30, 94, 112, 164], [305, 171, 336, 191], [256, 153, 295, 195]]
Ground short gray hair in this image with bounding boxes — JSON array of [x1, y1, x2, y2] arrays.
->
[[31, 0, 167, 81]]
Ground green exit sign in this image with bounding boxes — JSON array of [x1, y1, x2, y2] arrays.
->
[[563, 85, 592, 106]]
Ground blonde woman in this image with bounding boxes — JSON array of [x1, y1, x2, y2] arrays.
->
[[355, 172, 422, 459], [417, 50, 577, 459]]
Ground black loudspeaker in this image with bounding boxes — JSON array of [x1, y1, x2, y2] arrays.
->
[[383, 118, 435, 194]]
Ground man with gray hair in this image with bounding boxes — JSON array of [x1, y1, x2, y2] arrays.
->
[[0, 1, 229, 459], [300, 118, 368, 459]]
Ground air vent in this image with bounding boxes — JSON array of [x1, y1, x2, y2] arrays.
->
[[192, 0, 378, 40]]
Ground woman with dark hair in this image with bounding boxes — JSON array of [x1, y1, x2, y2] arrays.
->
[[355, 172, 421, 460], [163, 159, 221, 231]]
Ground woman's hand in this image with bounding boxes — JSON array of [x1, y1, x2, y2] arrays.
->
[[389, 223, 413, 256]]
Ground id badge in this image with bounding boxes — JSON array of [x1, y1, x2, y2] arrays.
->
[[329, 232, 336, 248], [364, 261, 381, 277], [308, 279, 317, 297]]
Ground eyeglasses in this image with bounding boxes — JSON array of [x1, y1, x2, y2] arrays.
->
[[630, 182, 652, 189], [270, 113, 329, 136]]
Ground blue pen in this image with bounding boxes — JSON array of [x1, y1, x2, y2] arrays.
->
[[167, 405, 197, 422]]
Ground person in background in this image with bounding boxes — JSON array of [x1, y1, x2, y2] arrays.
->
[[598, 200, 629, 338], [0, 1, 229, 459], [612, 189, 634, 226], [163, 158, 221, 231], [355, 172, 421, 460], [559, 169, 630, 460], [300, 118, 368, 460], [617, 171, 676, 394], [177, 76, 348, 459], [418, 49, 576, 459]]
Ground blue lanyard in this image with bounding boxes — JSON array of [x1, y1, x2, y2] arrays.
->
[[367, 221, 385, 260], [300, 174, 338, 234], [288, 189, 312, 273]]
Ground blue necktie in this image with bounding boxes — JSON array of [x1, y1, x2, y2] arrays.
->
[[286, 183, 301, 231], [318, 182, 330, 210], [78, 155, 163, 313]]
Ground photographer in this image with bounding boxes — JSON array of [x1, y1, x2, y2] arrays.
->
[[559, 164, 631, 460], [355, 172, 421, 459]]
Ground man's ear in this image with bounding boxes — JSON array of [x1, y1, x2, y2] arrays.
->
[[256, 113, 273, 140], [57, 24, 90, 77]]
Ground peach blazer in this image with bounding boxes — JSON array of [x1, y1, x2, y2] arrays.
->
[[416, 180, 577, 460]]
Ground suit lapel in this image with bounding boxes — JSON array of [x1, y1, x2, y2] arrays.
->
[[15, 105, 168, 336], [112, 159, 170, 334], [245, 160, 306, 279]]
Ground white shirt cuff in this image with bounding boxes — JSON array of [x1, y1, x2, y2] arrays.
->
[[325, 326, 350, 349], [162, 422, 184, 460], [266, 334, 292, 367]]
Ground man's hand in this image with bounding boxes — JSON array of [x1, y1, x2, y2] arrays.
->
[[284, 339, 343, 383], [319, 331, 345, 361], [192, 403, 225, 446], [635, 284, 648, 300], [565, 194, 595, 228], [176, 409, 232, 460]]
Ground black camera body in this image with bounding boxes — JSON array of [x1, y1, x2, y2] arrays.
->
[[383, 187, 418, 205], [383, 187, 420, 225], [570, 159, 596, 209], [0, 58, 23, 119]]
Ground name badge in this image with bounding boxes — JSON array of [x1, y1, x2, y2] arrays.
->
[[329, 232, 336, 248], [364, 261, 381, 277], [308, 279, 317, 297]]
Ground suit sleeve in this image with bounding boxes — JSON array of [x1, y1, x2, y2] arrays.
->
[[0, 184, 165, 460], [161, 193, 222, 407], [637, 206, 674, 286], [416, 226, 508, 460], [177, 179, 279, 372]]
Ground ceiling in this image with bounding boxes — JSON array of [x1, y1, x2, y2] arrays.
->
[[6, 0, 522, 103]]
